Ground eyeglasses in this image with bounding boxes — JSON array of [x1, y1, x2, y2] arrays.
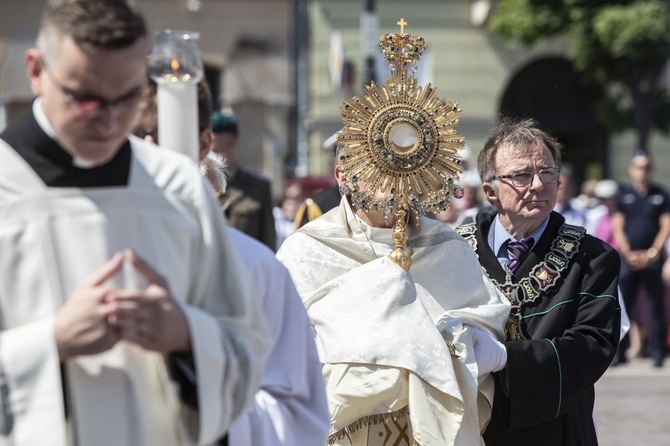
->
[[492, 167, 560, 187], [40, 56, 143, 116]]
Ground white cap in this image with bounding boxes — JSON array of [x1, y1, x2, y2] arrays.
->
[[460, 145, 472, 163], [458, 170, 481, 188], [323, 132, 339, 151], [593, 179, 619, 199]]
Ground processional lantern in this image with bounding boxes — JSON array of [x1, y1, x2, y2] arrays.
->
[[147, 29, 203, 162]]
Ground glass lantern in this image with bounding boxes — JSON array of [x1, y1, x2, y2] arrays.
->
[[148, 30, 203, 84]]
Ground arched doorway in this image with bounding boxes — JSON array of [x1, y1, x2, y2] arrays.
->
[[500, 57, 609, 185]]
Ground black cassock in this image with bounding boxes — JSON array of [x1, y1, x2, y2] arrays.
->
[[457, 211, 621, 446]]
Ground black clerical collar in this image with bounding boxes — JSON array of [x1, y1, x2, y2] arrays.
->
[[0, 104, 131, 187]]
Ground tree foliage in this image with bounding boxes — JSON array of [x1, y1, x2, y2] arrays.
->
[[488, 0, 670, 151]]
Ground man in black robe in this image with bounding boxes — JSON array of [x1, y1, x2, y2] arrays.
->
[[210, 111, 276, 250], [456, 118, 621, 446]]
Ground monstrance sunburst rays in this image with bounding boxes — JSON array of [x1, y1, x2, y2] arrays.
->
[[337, 18, 465, 271], [339, 71, 464, 204]]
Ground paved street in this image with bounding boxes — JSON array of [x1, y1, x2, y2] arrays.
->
[[594, 357, 670, 445]]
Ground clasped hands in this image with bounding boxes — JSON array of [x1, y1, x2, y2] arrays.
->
[[624, 249, 654, 270], [54, 249, 191, 362]]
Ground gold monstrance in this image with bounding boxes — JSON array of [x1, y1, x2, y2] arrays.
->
[[338, 19, 465, 271]]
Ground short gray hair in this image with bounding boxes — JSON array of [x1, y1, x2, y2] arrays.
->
[[478, 117, 562, 184], [199, 151, 230, 194]]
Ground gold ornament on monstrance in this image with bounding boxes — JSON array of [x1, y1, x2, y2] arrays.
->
[[337, 18, 465, 271]]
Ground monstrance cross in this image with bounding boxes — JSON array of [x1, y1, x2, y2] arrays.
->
[[397, 18, 408, 34]]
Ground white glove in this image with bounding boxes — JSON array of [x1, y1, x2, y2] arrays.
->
[[469, 326, 507, 376]]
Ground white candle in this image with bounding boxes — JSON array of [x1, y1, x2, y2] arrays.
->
[[156, 80, 199, 162]]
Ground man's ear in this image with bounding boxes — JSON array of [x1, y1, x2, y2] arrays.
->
[[334, 163, 345, 186], [26, 48, 43, 96], [199, 128, 214, 162], [482, 182, 499, 207]]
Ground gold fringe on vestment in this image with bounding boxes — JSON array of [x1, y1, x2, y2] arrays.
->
[[327, 406, 421, 445]]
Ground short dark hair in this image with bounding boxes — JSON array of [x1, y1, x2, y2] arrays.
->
[[197, 80, 213, 132], [632, 149, 652, 162], [140, 79, 158, 114], [40, 0, 147, 49], [478, 117, 562, 183]]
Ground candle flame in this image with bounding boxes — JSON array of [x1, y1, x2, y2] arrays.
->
[[170, 57, 180, 71]]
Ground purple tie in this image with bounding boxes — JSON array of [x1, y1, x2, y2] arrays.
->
[[506, 238, 534, 273]]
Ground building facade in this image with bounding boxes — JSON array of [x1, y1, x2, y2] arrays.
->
[[0, 0, 668, 195]]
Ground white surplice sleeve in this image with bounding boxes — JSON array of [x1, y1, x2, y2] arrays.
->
[[227, 229, 329, 446], [161, 154, 270, 444], [0, 141, 71, 445], [0, 317, 67, 443]]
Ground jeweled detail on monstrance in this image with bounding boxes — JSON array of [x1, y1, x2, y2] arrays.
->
[[338, 18, 465, 271]]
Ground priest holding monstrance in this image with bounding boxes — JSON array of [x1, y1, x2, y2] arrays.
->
[[277, 19, 509, 446]]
